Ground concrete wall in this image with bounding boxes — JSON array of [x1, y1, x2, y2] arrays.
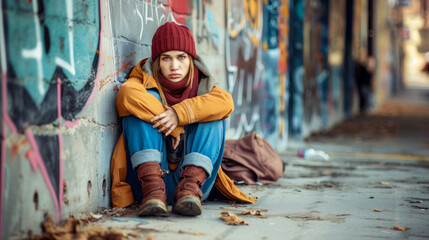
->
[[1, 0, 117, 238], [0, 0, 401, 238]]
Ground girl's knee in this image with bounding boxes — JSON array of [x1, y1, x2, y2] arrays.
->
[[147, 89, 162, 102], [200, 120, 224, 130]]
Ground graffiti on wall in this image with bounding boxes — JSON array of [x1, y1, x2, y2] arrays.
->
[[194, 0, 221, 52], [278, 0, 289, 147], [261, 0, 281, 148], [303, 0, 329, 129], [107, 0, 192, 88], [106, 0, 222, 90], [328, 0, 346, 119], [288, 0, 304, 139], [225, 0, 264, 139], [0, 0, 101, 233]]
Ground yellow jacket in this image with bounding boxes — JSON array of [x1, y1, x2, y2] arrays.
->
[[111, 57, 257, 208]]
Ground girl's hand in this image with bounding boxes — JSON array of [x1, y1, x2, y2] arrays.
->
[[171, 134, 181, 150], [151, 107, 179, 136]]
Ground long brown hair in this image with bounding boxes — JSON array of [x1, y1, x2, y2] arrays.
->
[[152, 54, 195, 106]]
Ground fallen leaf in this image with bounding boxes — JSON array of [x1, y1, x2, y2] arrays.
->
[[372, 208, 386, 212], [369, 196, 374, 199], [393, 225, 407, 231], [242, 208, 266, 218], [117, 209, 133, 216], [128, 232, 140, 238], [178, 230, 185, 234], [80, 216, 89, 225], [195, 232, 202, 236], [380, 182, 389, 185], [219, 211, 249, 225], [147, 236, 156, 240], [379, 225, 390, 229], [32, 214, 128, 239]]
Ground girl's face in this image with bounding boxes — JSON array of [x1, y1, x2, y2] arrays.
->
[[159, 50, 190, 82]]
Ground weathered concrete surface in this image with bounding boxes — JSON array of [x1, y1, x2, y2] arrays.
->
[[23, 88, 427, 240]]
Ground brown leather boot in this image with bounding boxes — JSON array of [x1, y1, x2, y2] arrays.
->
[[172, 165, 207, 216], [137, 162, 167, 216]]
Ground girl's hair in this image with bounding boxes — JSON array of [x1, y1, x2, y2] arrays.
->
[[152, 54, 195, 106]]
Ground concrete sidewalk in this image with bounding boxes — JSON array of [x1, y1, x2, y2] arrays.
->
[[88, 154, 429, 240], [26, 89, 429, 240]]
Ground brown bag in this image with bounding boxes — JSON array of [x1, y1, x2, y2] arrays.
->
[[221, 132, 284, 184]]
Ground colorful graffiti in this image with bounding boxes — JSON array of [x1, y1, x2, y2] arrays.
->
[[107, 0, 191, 86], [261, 0, 281, 148], [328, 0, 346, 120], [225, 0, 264, 140], [225, 0, 289, 149], [288, 0, 304, 139], [194, 0, 221, 52], [107, 0, 221, 88], [278, 0, 289, 147], [0, 0, 101, 237], [303, 0, 330, 130]]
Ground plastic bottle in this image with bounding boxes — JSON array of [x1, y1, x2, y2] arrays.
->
[[297, 148, 330, 161]]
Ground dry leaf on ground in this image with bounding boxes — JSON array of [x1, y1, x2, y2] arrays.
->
[[242, 208, 267, 218], [372, 208, 386, 212], [178, 230, 202, 236], [219, 211, 249, 225], [393, 225, 407, 231], [30, 213, 134, 240], [379, 182, 389, 185]]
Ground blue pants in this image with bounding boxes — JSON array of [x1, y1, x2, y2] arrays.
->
[[122, 90, 225, 205]]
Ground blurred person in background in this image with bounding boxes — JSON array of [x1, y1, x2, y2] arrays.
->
[[355, 52, 375, 113]]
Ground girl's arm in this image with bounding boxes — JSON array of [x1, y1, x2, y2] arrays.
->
[[171, 86, 234, 125], [116, 78, 183, 137]]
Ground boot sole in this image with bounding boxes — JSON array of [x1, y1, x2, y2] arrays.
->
[[172, 196, 202, 216], [138, 199, 167, 216]]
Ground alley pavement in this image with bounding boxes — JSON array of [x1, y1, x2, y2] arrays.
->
[[25, 88, 429, 240]]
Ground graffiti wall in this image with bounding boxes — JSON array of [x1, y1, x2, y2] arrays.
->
[[106, 0, 187, 87], [261, 0, 281, 148], [225, 0, 264, 140], [288, 0, 304, 139], [278, 0, 290, 148], [225, 0, 289, 149], [327, 0, 347, 124], [302, 0, 330, 134], [0, 0, 107, 238]]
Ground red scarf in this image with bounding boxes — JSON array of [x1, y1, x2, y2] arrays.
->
[[158, 66, 199, 106]]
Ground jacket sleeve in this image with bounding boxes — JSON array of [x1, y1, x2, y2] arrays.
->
[[171, 86, 234, 125], [116, 78, 183, 137]]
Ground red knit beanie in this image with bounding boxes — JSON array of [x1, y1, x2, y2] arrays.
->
[[151, 22, 197, 60]]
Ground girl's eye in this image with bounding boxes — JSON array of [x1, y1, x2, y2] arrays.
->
[[178, 55, 186, 60], [162, 56, 170, 61]]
